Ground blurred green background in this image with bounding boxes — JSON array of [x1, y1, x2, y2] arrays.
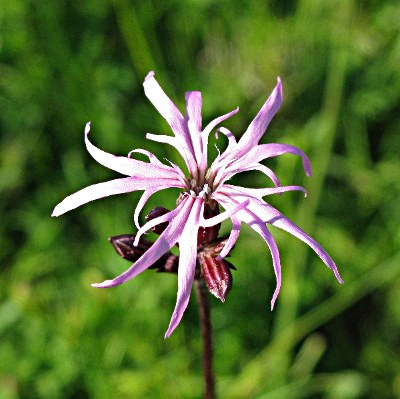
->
[[1, 0, 400, 398]]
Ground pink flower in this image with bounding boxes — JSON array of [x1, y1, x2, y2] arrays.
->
[[52, 71, 343, 338]]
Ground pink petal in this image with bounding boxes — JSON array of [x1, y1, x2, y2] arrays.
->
[[201, 199, 250, 227], [185, 91, 203, 165], [213, 162, 281, 188], [250, 164, 281, 187], [85, 122, 177, 178], [165, 160, 188, 186], [202, 107, 240, 140], [127, 148, 164, 166], [200, 107, 240, 172], [244, 143, 312, 177], [210, 127, 238, 175], [146, 132, 181, 148], [267, 211, 344, 284], [235, 78, 283, 157], [134, 200, 187, 246], [134, 186, 172, 229], [52, 177, 176, 217], [146, 133, 199, 179], [248, 220, 281, 310], [143, 72, 198, 177], [143, 72, 189, 145], [92, 196, 196, 288], [215, 127, 237, 154], [215, 216, 241, 260], [219, 186, 343, 284], [223, 184, 307, 198], [215, 193, 282, 309], [213, 143, 312, 188], [165, 198, 204, 338]]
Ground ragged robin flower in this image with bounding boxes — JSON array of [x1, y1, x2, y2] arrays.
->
[[52, 71, 343, 338]]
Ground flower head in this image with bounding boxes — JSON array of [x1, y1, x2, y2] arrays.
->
[[52, 71, 343, 338]]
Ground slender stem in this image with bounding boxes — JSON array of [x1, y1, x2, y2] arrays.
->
[[195, 279, 215, 399]]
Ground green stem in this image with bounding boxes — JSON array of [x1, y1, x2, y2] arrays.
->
[[195, 279, 215, 399]]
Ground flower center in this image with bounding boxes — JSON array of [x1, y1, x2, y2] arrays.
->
[[184, 168, 217, 202], [188, 181, 211, 200]]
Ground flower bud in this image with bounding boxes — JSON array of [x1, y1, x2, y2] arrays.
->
[[198, 252, 233, 302], [109, 234, 151, 261], [109, 234, 178, 273], [145, 207, 170, 235], [197, 201, 221, 247]]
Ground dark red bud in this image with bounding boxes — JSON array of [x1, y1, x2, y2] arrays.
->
[[162, 254, 179, 274], [198, 201, 221, 247], [145, 207, 170, 235], [109, 234, 178, 273], [198, 252, 233, 302], [109, 234, 151, 262]]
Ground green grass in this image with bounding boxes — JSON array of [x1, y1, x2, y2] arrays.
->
[[1, 0, 400, 398]]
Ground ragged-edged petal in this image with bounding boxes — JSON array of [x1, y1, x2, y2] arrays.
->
[[165, 197, 204, 338], [134, 201, 186, 245], [250, 164, 281, 187], [134, 187, 169, 230], [146, 132, 181, 148], [127, 148, 164, 166], [244, 143, 312, 177], [92, 196, 196, 289], [255, 222, 281, 310], [216, 216, 241, 260], [212, 142, 311, 188], [164, 159, 188, 186], [213, 161, 281, 189], [143, 72, 197, 175], [146, 133, 199, 178], [219, 186, 343, 284], [201, 199, 250, 227], [85, 122, 178, 178], [214, 192, 282, 309], [215, 127, 237, 154], [202, 107, 240, 140], [266, 210, 344, 284], [200, 107, 240, 172], [235, 78, 283, 158], [52, 177, 178, 217], [209, 127, 238, 175], [143, 72, 188, 143], [223, 184, 307, 198], [185, 91, 203, 166]]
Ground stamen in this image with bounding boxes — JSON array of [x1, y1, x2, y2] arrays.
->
[[197, 183, 211, 200], [189, 190, 196, 198]]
